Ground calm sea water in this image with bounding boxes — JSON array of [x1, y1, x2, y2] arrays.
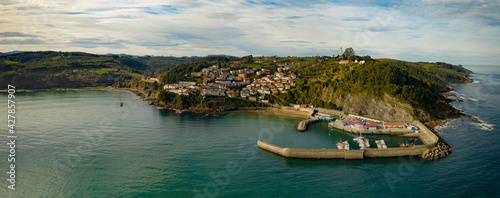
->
[[1, 65, 499, 197]]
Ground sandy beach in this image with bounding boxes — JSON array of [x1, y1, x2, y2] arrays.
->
[[236, 107, 310, 119]]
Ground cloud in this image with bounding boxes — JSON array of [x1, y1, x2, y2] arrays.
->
[[401, 0, 500, 26], [0, 32, 38, 38], [0, 0, 498, 64], [68, 38, 128, 49], [343, 17, 370, 22], [285, 16, 303, 19], [0, 38, 45, 45], [280, 40, 312, 44]]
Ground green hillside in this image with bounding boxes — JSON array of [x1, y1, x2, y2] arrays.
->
[[0, 51, 151, 89], [278, 58, 472, 122]]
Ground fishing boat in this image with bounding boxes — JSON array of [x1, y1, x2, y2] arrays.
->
[[336, 142, 344, 150], [380, 140, 387, 148], [364, 139, 370, 148], [375, 140, 382, 148]]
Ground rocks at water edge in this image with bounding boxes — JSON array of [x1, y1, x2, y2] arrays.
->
[[421, 142, 452, 160]]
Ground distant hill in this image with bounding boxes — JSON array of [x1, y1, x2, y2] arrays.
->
[[0, 50, 25, 56], [0, 51, 151, 89], [134, 56, 204, 75]]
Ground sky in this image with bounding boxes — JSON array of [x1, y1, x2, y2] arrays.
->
[[0, 0, 499, 65]]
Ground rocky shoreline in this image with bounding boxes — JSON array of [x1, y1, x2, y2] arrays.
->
[[421, 142, 452, 160]]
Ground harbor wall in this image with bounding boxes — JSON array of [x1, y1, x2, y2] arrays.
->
[[363, 146, 430, 158], [413, 121, 439, 145], [296, 118, 319, 132], [257, 140, 428, 159]]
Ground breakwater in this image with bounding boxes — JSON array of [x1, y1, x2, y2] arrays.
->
[[296, 118, 319, 132], [257, 140, 431, 159]]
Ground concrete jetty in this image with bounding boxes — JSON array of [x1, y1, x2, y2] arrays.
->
[[257, 140, 431, 159], [295, 109, 319, 132], [296, 118, 319, 132]]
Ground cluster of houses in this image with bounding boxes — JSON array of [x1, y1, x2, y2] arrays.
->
[[240, 72, 296, 98], [141, 76, 160, 82], [163, 65, 297, 100], [339, 60, 366, 64], [198, 65, 256, 85]]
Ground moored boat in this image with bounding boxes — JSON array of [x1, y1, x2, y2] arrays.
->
[[343, 141, 350, 150], [336, 142, 344, 150]]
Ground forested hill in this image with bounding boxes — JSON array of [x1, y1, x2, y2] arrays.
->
[[0, 51, 152, 89], [279, 58, 472, 122], [134, 56, 203, 75]]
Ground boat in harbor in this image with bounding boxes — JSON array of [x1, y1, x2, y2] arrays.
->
[[380, 140, 387, 148], [364, 139, 370, 148], [375, 140, 382, 148], [354, 137, 366, 149], [336, 141, 344, 150], [343, 141, 350, 150]]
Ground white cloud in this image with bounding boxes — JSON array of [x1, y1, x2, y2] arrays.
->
[[0, 0, 498, 65]]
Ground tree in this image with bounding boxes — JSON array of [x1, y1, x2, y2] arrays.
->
[[344, 47, 355, 59]]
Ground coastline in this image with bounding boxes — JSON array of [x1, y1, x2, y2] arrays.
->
[[99, 86, 311, 118], [1, 86, 311, 118], [440, 77, 492, 130], [4, 73, 482, 132], [8, 85, 457, 160]]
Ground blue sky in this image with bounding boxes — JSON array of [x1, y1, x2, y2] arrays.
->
[[0, 0, 499, 65]]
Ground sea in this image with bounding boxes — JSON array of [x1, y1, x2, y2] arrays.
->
[[1, 65, 499, 197]]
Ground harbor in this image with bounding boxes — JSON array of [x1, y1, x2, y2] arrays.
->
[[257, 140, 432, 159], [260, 108, 440, 159]]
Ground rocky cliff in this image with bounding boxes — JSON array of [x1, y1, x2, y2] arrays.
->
[[320, 88, 415, 122]]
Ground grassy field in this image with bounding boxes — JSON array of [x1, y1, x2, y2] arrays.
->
[[95, 68, 142, 77], [4, 60, 19, 65], [193, 77, 203, 84], [124, 71, 143, 77], [288, 57, 316, 64], [244, 63, 262, 69], [95, 68, 118, 74]]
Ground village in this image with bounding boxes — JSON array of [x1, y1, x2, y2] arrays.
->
[[161, 64, 297, 103]]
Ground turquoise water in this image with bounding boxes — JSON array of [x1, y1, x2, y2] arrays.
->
[[1, 65, 499, 197]]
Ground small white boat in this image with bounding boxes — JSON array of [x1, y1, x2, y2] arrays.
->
[[375, 140, 382, 148], [336, 142, 344, 150], [343, 141, 350, 150], [364, 139, 370, 148], [380, 140, 387, 148]]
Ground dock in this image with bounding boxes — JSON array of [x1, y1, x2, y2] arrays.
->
[[295, 109, 319, 132], [257, 140, 431, 159], [296, 118, 319, 132]]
